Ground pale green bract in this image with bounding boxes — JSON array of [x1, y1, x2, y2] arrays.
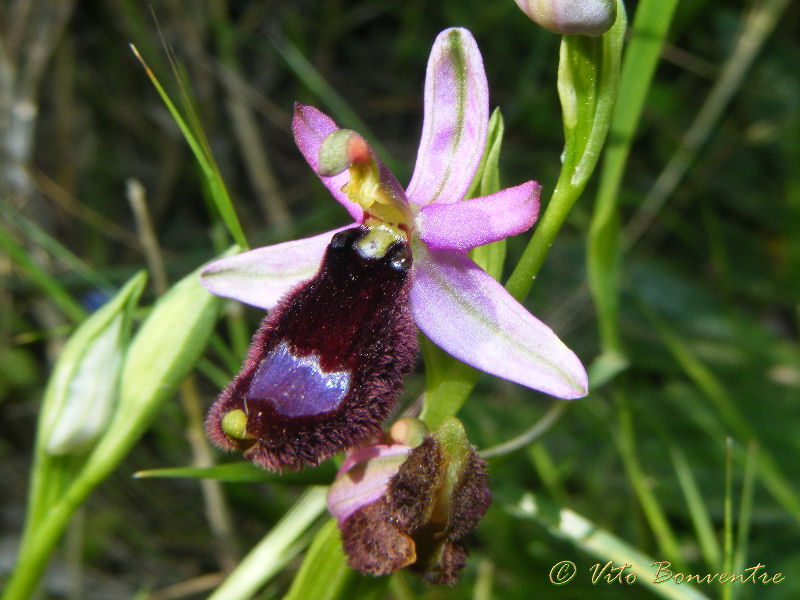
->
[[41, 272, 145, 455]]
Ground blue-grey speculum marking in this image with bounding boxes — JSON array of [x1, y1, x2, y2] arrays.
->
[[246, 341, 352, 417]]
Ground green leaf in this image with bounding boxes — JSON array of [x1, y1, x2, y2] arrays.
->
[[283, 518, 389, 600], [209, 487, 329, 600], [39, 271, 147, 455], [25, 272, 147, 542], [4, 265, 221, 600], [135, 460, 337, 485]]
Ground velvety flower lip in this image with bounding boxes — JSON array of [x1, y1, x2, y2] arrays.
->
[[201, 27, 588, 400]]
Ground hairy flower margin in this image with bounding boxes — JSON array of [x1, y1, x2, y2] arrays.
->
[[201, 27, 588, 402]]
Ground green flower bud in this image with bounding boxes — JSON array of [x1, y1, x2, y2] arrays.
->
[[42, 272, 146, 455], [514, 0, 617, 36]]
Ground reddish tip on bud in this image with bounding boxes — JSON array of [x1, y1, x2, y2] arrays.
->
[[318, 129, 371, 176], [347, 133, 371, 166], [205, 227, 418, 472], [514, 0, 617, 36]]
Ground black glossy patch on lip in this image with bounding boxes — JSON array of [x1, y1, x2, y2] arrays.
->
[[206, 226, 418, 472]]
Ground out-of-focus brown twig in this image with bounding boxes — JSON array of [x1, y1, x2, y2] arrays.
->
[[0, 0, 77, 209]]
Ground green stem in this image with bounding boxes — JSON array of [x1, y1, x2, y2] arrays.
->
[[505, 178, 580, 302], [4, 465, 108, 600], [507, 2, 626, 302]]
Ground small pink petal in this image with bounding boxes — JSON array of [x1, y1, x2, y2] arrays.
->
[[410, 242, 588, 399], [292, 104, 363, 221], [406, 28, 489, 207], [327, 444, 410, 525], [417, 181, 541, 252], [200, 227, 353, 310]]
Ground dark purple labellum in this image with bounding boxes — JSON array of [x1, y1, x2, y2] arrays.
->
[[206, 226, 418, 472]]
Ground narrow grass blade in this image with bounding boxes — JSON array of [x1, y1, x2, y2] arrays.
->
[[614, 393, 684, 569], [129, 44, 248, 250], [623, 0, 794, 248], [670, 446, 721, 570], [209, 487, 328, 600], [733, 442, 758, 580], [509, 491, 712, 600], [283, 518, 389, 600], [273, 38, 394, 172], [0, 205, 113, 293], [134, 461, 336, 485], [722, 440, 734, 600], [587, 0, 679, 353], [643, 304, 800, 522]]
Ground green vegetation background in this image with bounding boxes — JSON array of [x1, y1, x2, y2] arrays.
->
[[1, 1, 799, 598]]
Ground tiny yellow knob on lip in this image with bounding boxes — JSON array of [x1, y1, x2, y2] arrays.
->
[[221, 409, 250, 441]]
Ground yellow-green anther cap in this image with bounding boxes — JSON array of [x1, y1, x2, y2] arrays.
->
[[317, 129, 371, 177], [43, 272, 146, 455], [221, 409, 251, 441], [514, 0, 617, 36]]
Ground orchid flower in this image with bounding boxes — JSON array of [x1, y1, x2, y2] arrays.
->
[[327, 417, 491, 584], [201, 28, 587, 472]]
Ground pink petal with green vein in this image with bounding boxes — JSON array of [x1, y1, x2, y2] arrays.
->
[[417, 181, 541, 252], [406, 28, 489, 207], [199, 226, 354, 310], [409, 241, 588, 399], [292, 104, 363, 221]]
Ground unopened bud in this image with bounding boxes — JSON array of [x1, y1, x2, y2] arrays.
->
[[43, 272, 146, 455], [514, 0, 617, 36]]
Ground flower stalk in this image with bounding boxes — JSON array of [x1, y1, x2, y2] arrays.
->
[[506, 0, 627, 303]]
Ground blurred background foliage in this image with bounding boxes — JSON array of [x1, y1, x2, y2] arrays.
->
[[1, 0, 799, 598]]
